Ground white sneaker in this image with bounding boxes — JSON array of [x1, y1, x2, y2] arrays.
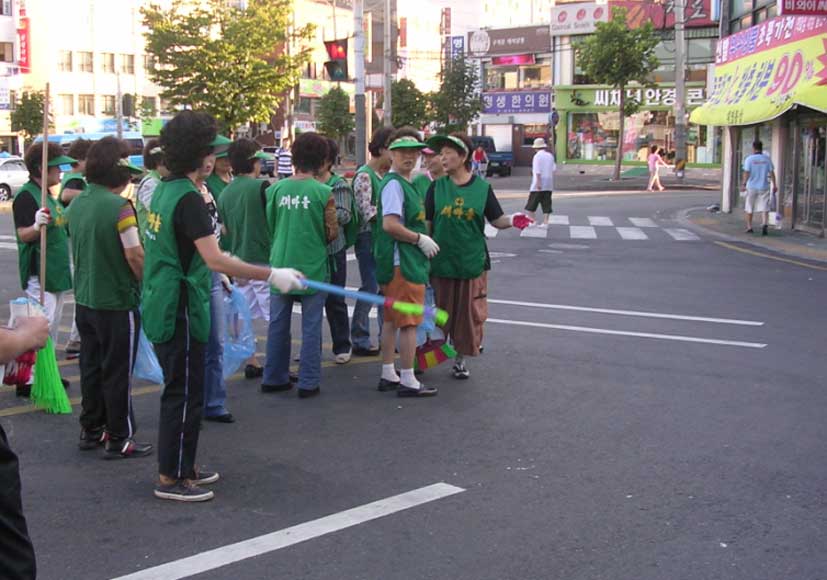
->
[[335, 350, 352, 365]]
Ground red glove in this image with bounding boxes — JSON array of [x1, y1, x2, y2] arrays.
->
[[511, 213, 534, 230]]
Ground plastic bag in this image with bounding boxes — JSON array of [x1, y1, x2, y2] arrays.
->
[[134, 328, 164, 384], [416, 286, 441, 347], [223, 286, 256, 380]]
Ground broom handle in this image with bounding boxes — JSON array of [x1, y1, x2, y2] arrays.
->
[[38, 83, 50, 306]]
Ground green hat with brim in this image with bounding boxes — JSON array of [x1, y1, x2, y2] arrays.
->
[[117, 158, 144, 175], [210, 134, 232, 157], [425, 135, 469, 156], [388, 136, 427, 150], [250, 151, 275, 161], [48, 155, 77, 167], [215, 151, 229, 159]]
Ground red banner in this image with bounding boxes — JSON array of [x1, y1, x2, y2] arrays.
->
[[611, 0, 716, 29], [779, 0, 827, 15], [17, 16, 30, 74]]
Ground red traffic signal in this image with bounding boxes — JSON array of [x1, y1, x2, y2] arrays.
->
[[324, 39, 348, 60]]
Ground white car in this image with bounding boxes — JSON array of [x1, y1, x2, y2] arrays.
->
[[0, 156, 28, 202]]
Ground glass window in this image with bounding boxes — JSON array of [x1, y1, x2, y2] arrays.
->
[[520, 64, 551, 89], [0, 1, 10, 15], [143, 54, 156, 71], [296, 97, 313, 114], [102, 52, 115, 73], [484, 58, 551, 91], [731, 0, 754, 19], [101, 95, 116, 115], [78, 51, 93, 73], [120, 54, 135, 75], [142, 96, 157, 116], [573, 56, 595, 85], [58, 94, 74, 115], [0, 42, 11, 62], [78, 94, 94, 115], [58, 51, 73, 72], [522, 124, 549, 147]]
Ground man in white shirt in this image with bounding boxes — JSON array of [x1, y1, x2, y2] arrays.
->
[[525, 138, 556, 227]]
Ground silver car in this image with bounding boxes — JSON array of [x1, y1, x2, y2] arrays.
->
[[0, 157, 28, 202]]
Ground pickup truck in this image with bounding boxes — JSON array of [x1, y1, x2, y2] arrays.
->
[[471, 135, 513, 177]]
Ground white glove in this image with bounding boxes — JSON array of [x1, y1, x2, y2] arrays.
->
[[416, 233, 440, 258], [218, 273, 232, 294], [33, 208, 51, 231], [268, 268, 304, 293]]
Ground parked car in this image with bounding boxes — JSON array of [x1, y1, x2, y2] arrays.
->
[[471, 136, 513, 177], [0, 157, 29, 202], [261, 146, 278, 178]]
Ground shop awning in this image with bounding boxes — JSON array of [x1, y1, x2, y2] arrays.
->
[[690, 16, 827, 127]]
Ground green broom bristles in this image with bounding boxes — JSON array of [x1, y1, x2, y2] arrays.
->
[[31, 337, 71, 414]]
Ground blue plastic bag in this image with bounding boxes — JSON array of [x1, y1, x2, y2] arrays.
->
[[223, 286, 256, 380], [416, 286, 440, 347], [134, 328, 164, 384]]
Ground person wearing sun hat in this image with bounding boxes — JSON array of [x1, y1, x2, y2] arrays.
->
[[205, 134, 232, 201], [375, 127, 440, 398], [412, 146, 445, 198], [65, 137, 153, 458], [425, 132, 531, 380]]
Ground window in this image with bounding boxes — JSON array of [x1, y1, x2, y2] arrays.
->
[[296, 97, 313, 114], [58, 94, 74, 116], [101, 95, 116, 115], [143, 54, 156, 71], [58, 51, 73, 72], [142, 96, 157, 116], [101, 52, 115, 73], [522, 124, 549, 147], [78, 51, 93, 73], [78, 94, 94, 116], [120, 54, 135, 74], [0, 0, 10, 15], [0, 42, 11, 63], [484, 58, 552, 91]]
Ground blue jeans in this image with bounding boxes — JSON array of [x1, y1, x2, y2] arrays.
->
[[264, 290, 327, 390], [350, 230, 382, 349], [204, 273, 228, 417]]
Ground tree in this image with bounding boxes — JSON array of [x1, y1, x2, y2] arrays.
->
[[574, 6, 660, 180], [317, 86, 354, 144], [391, 78, 427, 129], [428, 56, 481, 133], [11, 91, 48, 144], [142, 0, 313, 134]]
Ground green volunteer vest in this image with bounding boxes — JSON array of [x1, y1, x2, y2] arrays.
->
[[217, 175, 271, 264], [142, 178, 211, 343], [412, 173, 432, 199], [265, 177, 331, 295], [326, 173, 360, 248], [66, 184, 140, 310], [374, 173, 429, 285], [354, 165, 382, 236], [205, 173, 229, 200], [14, 182, 72, 293], [136, 170, 160, 238], [430, 175, 488, 280]]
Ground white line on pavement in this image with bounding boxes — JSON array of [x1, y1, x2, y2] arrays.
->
[[0, 234, 15, 240], [520, 225, 548, 238], [110, 483, 465, 580], [664, 228, 701, 241], [570, 225, 597, 239], [616, 227, 649, 240], [548, 214, 569, 225], [487, 318, 767, 349], [629, 217, 658, 228], [487, 298, 764, 326], [588, 216, 613, 226], [0, 242, 16, 250]]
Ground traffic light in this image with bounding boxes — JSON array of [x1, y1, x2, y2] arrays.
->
[[323, 38, 348, 81], [324, 60, 348, 81], [324, 39, 348, 61]]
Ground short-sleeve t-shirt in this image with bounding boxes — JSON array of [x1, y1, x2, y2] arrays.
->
[[743, 153, 774, 191], [12, 192, 39, 278], [381, 177, 406, 266]]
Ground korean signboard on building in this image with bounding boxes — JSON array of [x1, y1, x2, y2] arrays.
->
[[467, 26, 551, 58], [779, 0, 827, 16], [482, 90, 552, 115], [612, 0, 716, 29], [551, 3, 609, 36]]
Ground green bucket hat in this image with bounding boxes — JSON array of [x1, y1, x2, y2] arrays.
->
[[117, 158, 144, 175], [48, 155, 77, 167], [250, 151, 275, 161], [388, 136, 427, 150], [425, 135, 469, 156]]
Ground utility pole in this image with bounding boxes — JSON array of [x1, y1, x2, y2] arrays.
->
[[674, 0, 687, 180], [116, 71, 123, 139], [285, 4, 297, 145], [382, 0, 392, 127], [355, 0, 367, 165]]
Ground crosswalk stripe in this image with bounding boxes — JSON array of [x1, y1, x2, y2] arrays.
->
[[664, 228, 700, 241], [548, 215, 569, 225], [484, 224, 499, 238], [520, 225, 548, 238], [587, 216, 613, 226], [570, 225, 597, 239], [0, 234, 15, 241], [616, 227, 648, 240], [629, 217, 658, 228], [0, 242, 16, 250]]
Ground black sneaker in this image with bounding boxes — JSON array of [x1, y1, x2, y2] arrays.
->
[[377, 378, 400, 392], [261, 382, 293, 393], [103, 438, 153, 460], [298, 387, 320, 399], [745, 228, 754, 234], [192, 469, 220, 486], [353, 346, 380, 357], [244, 365, 264, 379], [78, 428, 105, 451], [15, 384, 30, 398], [762, 224, 769, 236], [452, 363, 470, 380], [154, 480, 214, 502], [398, 384, 439, 397]]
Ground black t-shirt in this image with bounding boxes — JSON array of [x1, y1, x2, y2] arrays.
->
[[173, 190, 215, 274], [60, 178, 86, 207], [12, 191, 38, 277]]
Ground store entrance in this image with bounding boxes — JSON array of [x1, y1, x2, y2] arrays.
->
[[794, 120, 826, 236]]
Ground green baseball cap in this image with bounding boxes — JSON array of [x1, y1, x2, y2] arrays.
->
[[250, 151, 275, 161], [425, 135, 469, 155], [388, 136, 427, 150], [48, 155, 77, 167], [117, 158, 144, 175]]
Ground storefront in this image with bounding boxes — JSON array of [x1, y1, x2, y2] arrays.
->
[[691, 15, 827, 235], [554, 83, 721, 166]]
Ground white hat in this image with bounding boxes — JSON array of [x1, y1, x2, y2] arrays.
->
[[531, 138, 548, 149]]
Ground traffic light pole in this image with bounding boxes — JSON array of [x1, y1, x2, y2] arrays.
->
[[382, 0, 392, 127], [674, 0, 687, 180], [355, 0, 367, 165]]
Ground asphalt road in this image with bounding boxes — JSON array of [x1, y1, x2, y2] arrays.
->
[[1, 190, 826, 580]]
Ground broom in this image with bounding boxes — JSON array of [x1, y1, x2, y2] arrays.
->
[[29, 83, 71, 414], [414, 339, 457, 371]]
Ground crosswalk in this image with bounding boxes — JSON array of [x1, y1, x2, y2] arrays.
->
[[484, 216, 701, 242]]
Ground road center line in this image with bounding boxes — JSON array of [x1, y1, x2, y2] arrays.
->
[[487, 318, 767, 349], [109, 483, 465, 580], [488, 298, 764, 326]]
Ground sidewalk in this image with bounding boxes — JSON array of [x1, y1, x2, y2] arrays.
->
[[683, 206, 827, 264]]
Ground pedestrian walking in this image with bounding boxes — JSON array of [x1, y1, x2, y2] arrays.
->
[[425, 133, 525, 379], [205, 135, 232, 200], [142, 110, 302, 502], [646, 144, 667, 192], [741, 140, 778, 236], [375, 128, 438, 398], [471, 144, 489, 178], [351, 127, 395, 356], [525, 138, 556, 227], [65, 136, 152, 458], [262, 132, 338, 399], [216, 138, 273, 379], [277, 141, 293, 179], [318, 137, 356, 365], [135, 139, 169, 239], [412, 146, 444, 197]]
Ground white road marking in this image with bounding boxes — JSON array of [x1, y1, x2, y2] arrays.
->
[[616, 227, 649, 240], [664, 228, 700, 241], [588, 216, 613, 226], [548, 214, 569, 225], [570, 226, 597, 239], [487, 318, 767, 349], [629, 217, 658, 228], [520, 226, 548, 239], [294, 304, 377, 318], [548, 243, 590, 250], [539, 249, 563, 254], [487, 298, 764, 326], [0, 234, 15, 240], [484, 223, 499, 238], [110, 483, 465, 580], [0, 242, 16, 250]]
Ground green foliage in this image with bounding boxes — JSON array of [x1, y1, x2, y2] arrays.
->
[[142, 0, 313, 134], [11, 91, 48, 144], [317, 86, 354, 142], [428, 56, 481, 133], [391, 79, 427, 129]]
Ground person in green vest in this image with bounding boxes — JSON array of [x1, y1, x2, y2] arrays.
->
[[65, 136, 153, 459], [142, 111, 303, 502], [317, 137, 355, 365], [216, 138, 274, 379], [135, 138, 169, 238], [205, 135, 232, 201], [412, 145, 445, 198], [375, 128, 440, 398], [262, 132, 339, 399], [350, 126, 395, 357], [425, 133, 528, 380]]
